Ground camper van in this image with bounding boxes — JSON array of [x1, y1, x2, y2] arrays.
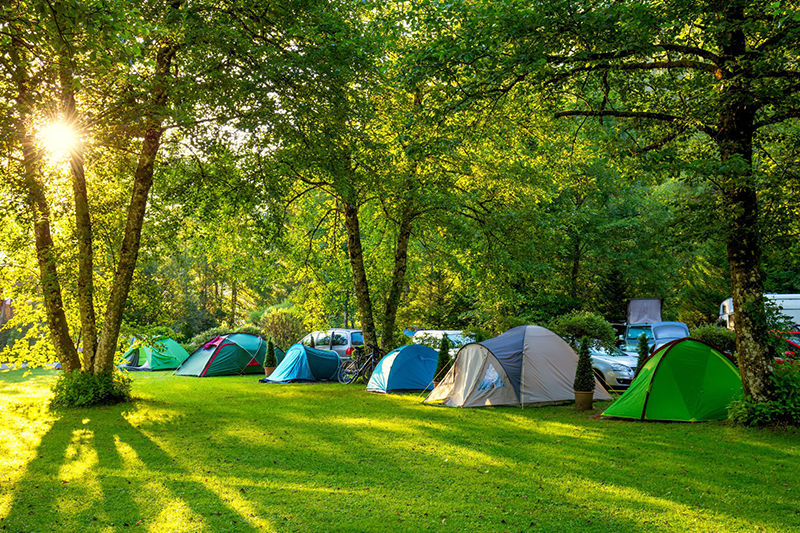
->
[[719, 294, 800, 330]]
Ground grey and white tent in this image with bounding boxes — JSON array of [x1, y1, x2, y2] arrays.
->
[[424, 325, 611, 407]]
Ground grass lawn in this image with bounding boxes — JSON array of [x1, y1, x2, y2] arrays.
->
[[0, 369, 797, 532]]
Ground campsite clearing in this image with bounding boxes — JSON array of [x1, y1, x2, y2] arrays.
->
[[0, 369, 797, 532]]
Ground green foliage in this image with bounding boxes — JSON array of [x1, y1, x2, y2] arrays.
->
[[185, 325, 264, 353], [549, 311, 615, 351], [728, 363, 800, 427], [265, 338, 277, 367], [259, 308, 306, 351], [691, 324, 737, 354], [574, 337, 595, 392], [50, 370, 132, 408], [436, 335, 451, 377], [636, 334, 651, 373]]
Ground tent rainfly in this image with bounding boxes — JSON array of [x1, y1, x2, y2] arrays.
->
[[367, 344, 438, 393], [175, 333, 267, 377], [263, 344, 340, 383], [424, 325, 611, 407], [603, 338, 743, 422], [119, 338, 189, 371]]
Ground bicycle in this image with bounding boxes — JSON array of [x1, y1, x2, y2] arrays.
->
[[338, 348, 377, 384]]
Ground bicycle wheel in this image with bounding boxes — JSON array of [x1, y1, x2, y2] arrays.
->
[[361, 359, 374, 384], [338, 360, 359, 384]]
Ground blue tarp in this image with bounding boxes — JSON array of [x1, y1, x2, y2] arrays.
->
[[367, 344, 438, 393], [264, 344, 340, 383]]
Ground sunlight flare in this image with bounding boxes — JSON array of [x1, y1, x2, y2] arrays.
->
[[38, 121, 79, 159]]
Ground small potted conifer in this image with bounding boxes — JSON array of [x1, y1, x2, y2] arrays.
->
[[264, 337, 278, 377], [574, 337, 595, 411], [434, 335, 451, 385]]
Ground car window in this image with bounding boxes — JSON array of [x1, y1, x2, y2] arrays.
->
[[351, 332, 363, 345], [627, 327, 653, 340], [300, 334, 312, 346], [331, 333, 347, 346], [317, 334, 331, 345]]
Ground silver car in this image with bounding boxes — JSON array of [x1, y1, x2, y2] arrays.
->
[[299, 329, 364, 361], [590, 346, 639, 390]]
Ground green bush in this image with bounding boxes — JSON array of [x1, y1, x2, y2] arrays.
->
[[549, 311, 616, 351], [51, 370, 132, 408], [435, 336, 451, 378], [259, 309, 306, 350], [265, 337, 277, 367], [728, 362, 800, 426], [574, 337, 595, 392], [185, 324, 264, 353], [691, 324, 736, 354]]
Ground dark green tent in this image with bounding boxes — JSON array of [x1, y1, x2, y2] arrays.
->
[[603, 338, 743, 422], [119, 338, 189, 371], [175, 333, 268, 377]]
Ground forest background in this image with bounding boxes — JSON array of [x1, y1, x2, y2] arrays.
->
[[1, 0, 798, 398]]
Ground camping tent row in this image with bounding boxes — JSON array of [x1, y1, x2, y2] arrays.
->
[[119, 338, 189, 371], [603, 338, 743, 422], [424, 325, 611, 407], [175, 333, 285, 377]]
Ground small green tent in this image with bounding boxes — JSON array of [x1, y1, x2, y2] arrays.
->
[[175, 333, 268, 377], [119, 338, 189, 371], [603, 338, 743, 422]]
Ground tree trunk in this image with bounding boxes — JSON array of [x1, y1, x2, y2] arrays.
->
[[60, 57, 98, 369], [93, 43, 178, 372], [343, 201, 379, 355], [10, 34, 81, 371], [380, 197, 414, 353], [230, 279, 238, 327], [715, 3, 772, 401]]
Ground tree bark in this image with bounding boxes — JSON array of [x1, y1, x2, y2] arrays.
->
[[380, 198, 414, 353], [93, 43, 178, 372], [10, 34, 81, 371], [60, 57, 98, 369], [343, 201, 379, 355], [715, 1, 773, 401]]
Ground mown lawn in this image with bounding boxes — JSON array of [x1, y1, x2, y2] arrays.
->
[[0, 369, 797, 532]]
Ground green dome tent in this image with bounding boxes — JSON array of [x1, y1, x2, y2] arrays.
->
[[175, 333, 268, 377], [119, 338, 189, 371], [603, 338, 743, 422]]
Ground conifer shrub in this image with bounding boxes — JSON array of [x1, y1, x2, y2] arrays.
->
[[636, 334, 650, 375], [265, 337, 277, 367], [573, 337, 595, 392], [436, 335, 451, 378]]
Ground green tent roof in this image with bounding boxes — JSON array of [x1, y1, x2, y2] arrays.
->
[[603, 338, 743, 422], [175, 333, 267, 377]]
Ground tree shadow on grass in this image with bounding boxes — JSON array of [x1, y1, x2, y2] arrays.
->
[[1, 400, 274, 532]]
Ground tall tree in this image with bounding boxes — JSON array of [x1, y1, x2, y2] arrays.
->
[[409, 0, 800, 401]]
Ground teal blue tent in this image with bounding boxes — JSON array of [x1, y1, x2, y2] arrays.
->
[[264, 344, 340, 383], [367, 344, 438, 393]]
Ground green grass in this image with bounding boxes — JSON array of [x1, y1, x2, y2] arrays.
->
[[0, 369, 798, 532]]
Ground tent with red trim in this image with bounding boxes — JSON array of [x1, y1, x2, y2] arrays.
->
[[175, 333, 267, 377]]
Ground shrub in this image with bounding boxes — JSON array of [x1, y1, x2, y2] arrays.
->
[[636, 334, 650, 374], [549, 311, 616, 351], [51, 370, 132, 408], [691, 324, 736, 354], [265, 337, 277, 367], [574, 337, 595, 392], [259, 309, 306, 350], [185, 324, 264, 353], [728, 362, 800, 426], [435, 335, 451, 378]]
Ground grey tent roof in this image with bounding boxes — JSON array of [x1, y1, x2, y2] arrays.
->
[[480, 326, 527, 397]]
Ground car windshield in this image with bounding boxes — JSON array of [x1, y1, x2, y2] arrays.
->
[[627, 327, 653, 341], [446, 334, 472, 348], [654, 325, 688, 339], [351, 332, 363, 346]]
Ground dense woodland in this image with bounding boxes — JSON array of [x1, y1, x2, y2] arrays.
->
[[1, 0, 799, 400]]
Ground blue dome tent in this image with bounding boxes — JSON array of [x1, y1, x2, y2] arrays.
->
[[263, 344, 341, 383], [367, 344, 438, 393]]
